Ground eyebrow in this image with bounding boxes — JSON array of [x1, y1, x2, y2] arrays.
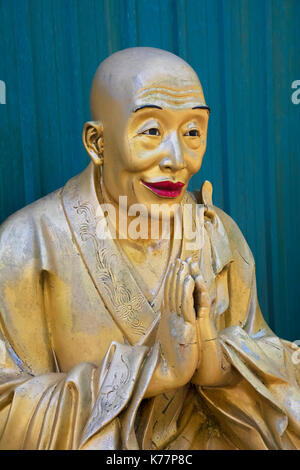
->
[[192, 105, 211, 112], [134, 104, 163, 113]]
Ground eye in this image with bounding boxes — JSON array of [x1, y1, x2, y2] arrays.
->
[[142, 128, 160, 136], [184, 129, 200, 137]]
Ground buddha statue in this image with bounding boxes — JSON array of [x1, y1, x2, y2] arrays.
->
[[0, 47, 299, 450]]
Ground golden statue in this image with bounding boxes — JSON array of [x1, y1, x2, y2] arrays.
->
[[0, 48, 299, 450]]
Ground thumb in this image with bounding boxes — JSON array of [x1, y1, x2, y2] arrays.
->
[[194, 275, 211, 320]]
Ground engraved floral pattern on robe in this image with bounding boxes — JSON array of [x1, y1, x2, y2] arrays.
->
[[74, 201, 146, 335]]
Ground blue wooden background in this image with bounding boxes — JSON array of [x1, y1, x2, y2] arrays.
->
[[0, 0, 299, 340]]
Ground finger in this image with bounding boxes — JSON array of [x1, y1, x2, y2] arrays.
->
[[181, 274, 196, 324], [169, 259, 182, 313], [185, 256, 199, 279], [176, 260, 189, 316], [185, 254, 199, 266], [190, 261, 201, 279], [196, 301, 211, 320], [194, 275, 211, 319]]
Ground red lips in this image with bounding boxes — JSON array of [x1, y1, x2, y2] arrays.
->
[[142, 180, 185, 198]]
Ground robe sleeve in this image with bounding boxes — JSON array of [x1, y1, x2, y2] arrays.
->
[[0, 208, 152, 450], [198, 208, 300, 450]]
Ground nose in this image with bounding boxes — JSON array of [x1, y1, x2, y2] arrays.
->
[[159, 131, 187, 172]]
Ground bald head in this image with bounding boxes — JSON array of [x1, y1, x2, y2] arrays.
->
[[90, 47, 207, 122]]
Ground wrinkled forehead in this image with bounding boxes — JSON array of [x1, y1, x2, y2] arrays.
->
[[90, 49, 207, 120], [123, 61, 206, 112], [132, 82, 206, 112]]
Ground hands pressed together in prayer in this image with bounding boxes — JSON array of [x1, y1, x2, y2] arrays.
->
[[145, 257, 232, 398]]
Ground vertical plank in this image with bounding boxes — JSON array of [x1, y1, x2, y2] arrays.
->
[[13, 0, 41, 204]]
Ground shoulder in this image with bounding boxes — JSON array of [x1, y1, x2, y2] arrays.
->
[[1, 189, 62, 232], [0, 189, 65, 263]]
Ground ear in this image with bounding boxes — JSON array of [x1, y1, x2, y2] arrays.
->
[[82, 121, 104, 166]]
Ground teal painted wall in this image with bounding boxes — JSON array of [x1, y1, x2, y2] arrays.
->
[[0, 0, 299, 340]]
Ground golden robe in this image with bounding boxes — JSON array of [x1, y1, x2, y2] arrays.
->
[[0, 163, 299, 450]]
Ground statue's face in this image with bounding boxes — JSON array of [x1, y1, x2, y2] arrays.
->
[[102, 83, 209, 217]]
